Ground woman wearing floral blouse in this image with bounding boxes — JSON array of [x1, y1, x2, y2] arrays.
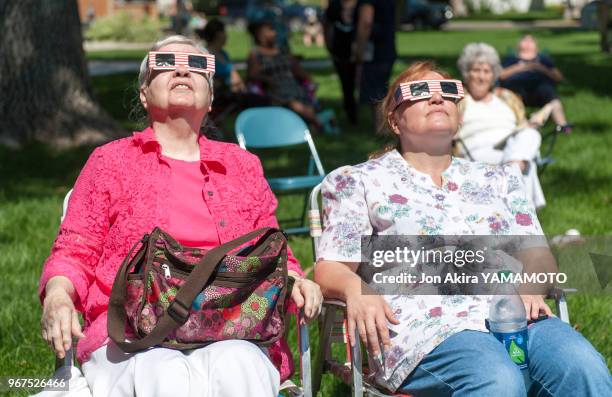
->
[[314, 61, 612, 396]]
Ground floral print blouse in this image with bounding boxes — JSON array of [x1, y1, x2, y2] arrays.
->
[[317, 149, 544, 391]]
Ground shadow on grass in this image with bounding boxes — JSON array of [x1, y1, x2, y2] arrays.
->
[[572, 121, 612, 134], [4, 45, 610, 202], [91, 72, 142, 130], [541, 167, 612, 197], [0, 143, 95, 202]]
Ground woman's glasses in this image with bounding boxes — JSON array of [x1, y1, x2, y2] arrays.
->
[[393, 79, 464, 109], [148, 52, 216, 75]]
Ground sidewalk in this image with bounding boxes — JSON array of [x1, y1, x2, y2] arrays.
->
[[86, 19, 581, 76], [441, 19, 580, 31], [84, 41, 151, 51], [88, 58, 331, 76]]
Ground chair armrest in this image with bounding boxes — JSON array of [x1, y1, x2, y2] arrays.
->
[[545, 288, 576, 324], [545, 287, 577, 301], [323, 299, 347, 308]]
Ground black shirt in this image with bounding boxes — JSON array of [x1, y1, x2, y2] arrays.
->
[[325, 0, 356, 61], [356, 0, 396, 62], [502, 53, 556, 84]]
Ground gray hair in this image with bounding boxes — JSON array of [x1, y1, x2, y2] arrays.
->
[[457, 42, 502, 82]]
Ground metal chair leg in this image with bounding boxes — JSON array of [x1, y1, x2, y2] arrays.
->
[[548, 287, 575, 324], [298, 315, 313, 397], [313, 306, 335, 396], [557, 294, 570, 324], [351, 334, 364, 397]]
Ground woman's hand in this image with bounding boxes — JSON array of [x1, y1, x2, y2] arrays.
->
[[41, 277, 85, 359], [345, 292, 399, 358], [230, 70, 246, 93], [289, 272, 323, 324], [521, 294, 553, 320], [231, 80, 246, 93]]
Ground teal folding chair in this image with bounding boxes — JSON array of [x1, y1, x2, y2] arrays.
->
[[235, 107, 325, 235]]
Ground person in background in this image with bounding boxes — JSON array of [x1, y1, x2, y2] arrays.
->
[[324, 0, 358, 124], [354, 0, 396, 132], [197, 18, 270, 126], [456, 42, 546, 209], [247, 20, 323, 131], [246, 0, 291, 52], [499, 34, 572, 133], [169, 0, 194, 35], [198, 19, 245, 94]]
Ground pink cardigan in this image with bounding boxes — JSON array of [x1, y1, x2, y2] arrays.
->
[[39, 127, 304, 381]]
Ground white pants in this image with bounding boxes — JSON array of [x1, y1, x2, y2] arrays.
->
[[81, 340, 280, 397], [467, 127, 546, 209]]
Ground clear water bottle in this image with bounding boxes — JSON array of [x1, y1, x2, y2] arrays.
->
[[487, 271, 531, 389]]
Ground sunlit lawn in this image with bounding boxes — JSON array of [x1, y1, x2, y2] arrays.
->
[[1, 28, 610, 396]]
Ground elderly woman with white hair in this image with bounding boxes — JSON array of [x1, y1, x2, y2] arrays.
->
[[456, 42, 546, 209], [38, 35, 322, 397]]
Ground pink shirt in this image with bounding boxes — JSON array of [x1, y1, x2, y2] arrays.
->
[[162, 155, 221, 248], [39, 127, 303, 381]]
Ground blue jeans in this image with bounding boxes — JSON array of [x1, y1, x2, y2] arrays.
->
[[398, 317, 612, 396]]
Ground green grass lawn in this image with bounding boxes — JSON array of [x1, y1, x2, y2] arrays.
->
[[1, 29, 611, 396]]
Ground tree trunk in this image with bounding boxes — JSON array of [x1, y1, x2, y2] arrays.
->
[[0, 0, 123, 148], [529, 0, 546, 12]]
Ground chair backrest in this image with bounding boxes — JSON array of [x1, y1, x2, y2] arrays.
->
[[308, 183, 324, 255], [234, 107, 325, 176], [61, 189, 73, 223], [235, 107, 309, 148]]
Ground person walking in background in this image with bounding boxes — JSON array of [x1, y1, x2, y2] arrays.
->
[[499, 34, 573, 133], [354, 0, 396, 132], [324, 0, 358, 124]]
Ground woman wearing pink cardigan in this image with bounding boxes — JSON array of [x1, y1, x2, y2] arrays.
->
[[39, 35, 322, 397]]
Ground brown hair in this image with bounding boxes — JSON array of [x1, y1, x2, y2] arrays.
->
[[371, 60, 452, 159]]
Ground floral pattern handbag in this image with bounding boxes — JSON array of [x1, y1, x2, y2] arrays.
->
[[108, 227, 293, 352]]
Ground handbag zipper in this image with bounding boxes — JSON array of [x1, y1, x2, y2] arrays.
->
[[148, 258, 281, 288], [130, 260, 272, 282]]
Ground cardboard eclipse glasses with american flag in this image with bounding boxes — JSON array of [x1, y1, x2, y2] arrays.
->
[[393, 79, 464, 109], [148, 51, 215, 75]]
